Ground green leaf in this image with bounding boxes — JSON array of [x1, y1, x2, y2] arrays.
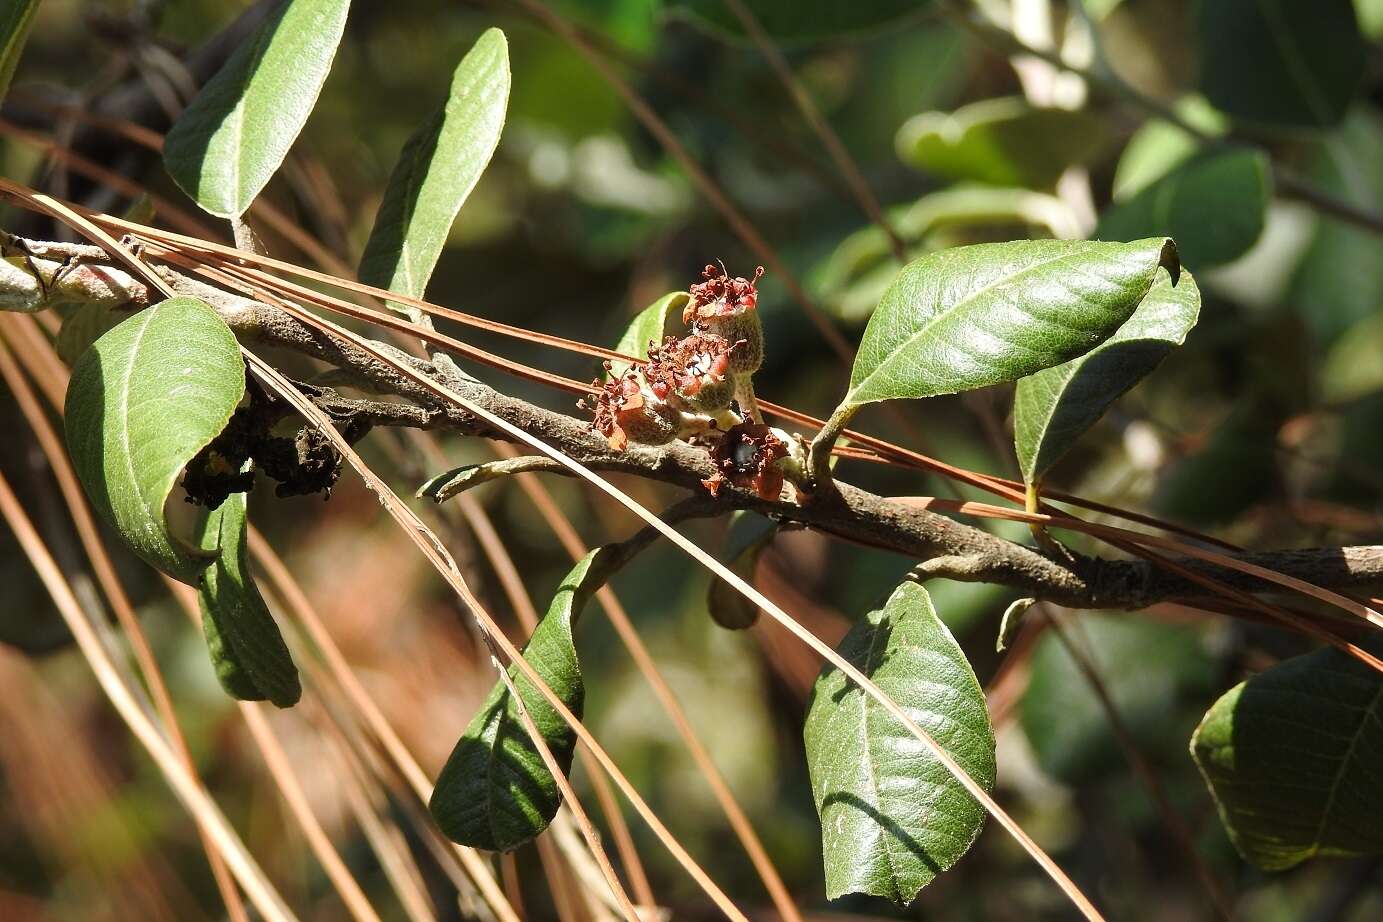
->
[[1195, 0, 1365, 129], [163, 0, 351, 217], [1021, 614, 1215, 783], [1014, 268, 1200, 483], [1287, 110, 1383, 347], [1096, 149, 1270, 269], [1110, 97, 1227, 201], [803, 581, 995, 903], [195, 491, 300, 707], [0, 0, 41, 104], [1321, 312, 1383, 404], [358, 28, 510, 308], [845, 237, 1179, 407], [896, 97, 1111, 189], [663, 0, 928, 41], [1191, 644, 1383, 870], [609, 290, 688, 377], [707, 512, 776, 630], [430, 548, 611, 850], [64, 297, 245, 583]]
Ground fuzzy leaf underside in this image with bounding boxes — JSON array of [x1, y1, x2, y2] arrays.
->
[[1013, 267, 1200, 482]]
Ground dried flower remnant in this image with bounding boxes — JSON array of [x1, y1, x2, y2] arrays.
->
[[580, 365, 677, 450], [685, 264, 765, 375], [643, 331, 740, 412], [703, 422, 789, 500]]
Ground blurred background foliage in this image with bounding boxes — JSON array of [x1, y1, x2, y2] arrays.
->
[[0, 0, 1381, 919]]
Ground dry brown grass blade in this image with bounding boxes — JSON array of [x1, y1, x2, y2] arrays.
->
[[245, 296, 1103, 920], [1038, 607, 1233, 919], [495, 441, 805, 922], [0, 470, 299, 922], [0, 319, 251, 922], [244, 349, 751, 922]]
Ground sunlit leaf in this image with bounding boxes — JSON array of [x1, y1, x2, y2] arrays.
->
[[804, 581, 995, 903], [609, 290, 688, 378], [1014, 268, 1200, 482], [707, 511, 775, 630], [196, 491, 300, 707], [1192, 644, 1383, 870], [358, 28, 510, 308], [163, 0, 351, 217], [1195, 0, 1365, 129], [430, 548, 612, 850], [664, 0, 928, 41], [64, 297, 245, 583], [896, 97, 1110, 189], [1097, 149, 1270, 269], [1111, 96, 1226, 201], [0, 0, 42, 103], [845, 237, 1179, 407]]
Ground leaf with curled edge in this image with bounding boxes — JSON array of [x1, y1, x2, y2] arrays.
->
[[804, 580, 995, 903], [64, 297, 245, 583], [845, 237, 1180, 407], [430, 547, 614, 851], [1013, 267, 1200, 483], [1192, 642, 1383, 870]]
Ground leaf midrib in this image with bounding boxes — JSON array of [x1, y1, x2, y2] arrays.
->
[[1309, 681, 1383, 857], [848, 248, 1111, 401]]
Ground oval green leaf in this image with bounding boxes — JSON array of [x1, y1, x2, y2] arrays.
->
[[845, 237, 1180, 407], [64, 297, 245, 583], [163, 0, 351, 217], [1014, 267, 1200, 483], [896, 97, 1111, 189], [804, 581, 996, 903], [430, 547, 612, 851], [1196, 0, 1365, 129], [1096, 149, 1270, 269], [196, 490, 300, 707], [358, 28, 510, 309], [0, 0, 41, 104], [1191, 644, 1383, 870], [610, 290, 688, 378]]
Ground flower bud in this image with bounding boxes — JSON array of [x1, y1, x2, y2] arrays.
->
[[581, 366, 678, 450], [685, 264, 764, 376]]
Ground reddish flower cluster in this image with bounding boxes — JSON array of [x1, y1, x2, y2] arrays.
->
[[642, 331, 738, 410], [684, 264, 764, 325], [702, 422, 788, 500], [580, 365, 674, 451]]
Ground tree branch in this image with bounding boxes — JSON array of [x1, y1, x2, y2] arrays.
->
[[4, 232, 1381, 613]]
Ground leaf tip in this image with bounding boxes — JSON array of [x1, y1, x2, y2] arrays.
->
[[1158, 237, 1181, 286]]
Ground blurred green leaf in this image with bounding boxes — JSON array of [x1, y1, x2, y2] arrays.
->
[[1014, 268, 1200, 483], [1155, 406, 1279, 527], [64, 298, 244, 583], [804, 580, 994, 903], [896, 98, 1110, 188], [195, 491, 300, 707], [1321, 313, 1383, 404], [610, 290, 688, 377], [430, 548, 610, 850], [1191, 644, 1383, 870], [664, 0, 928, 41], [707, 511, 776, 630], [1021, 615, 1215, 782], [1288, 111, 1383, 346], [0, 0, 41, 104], [358, 28, 510, 308], [1195, 0, 1365, 129], [1097, 149, 1270, 269], [163, 0, 351, 217], [1111, 97, 1226, 201], [845, 237, 1179, 406]]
